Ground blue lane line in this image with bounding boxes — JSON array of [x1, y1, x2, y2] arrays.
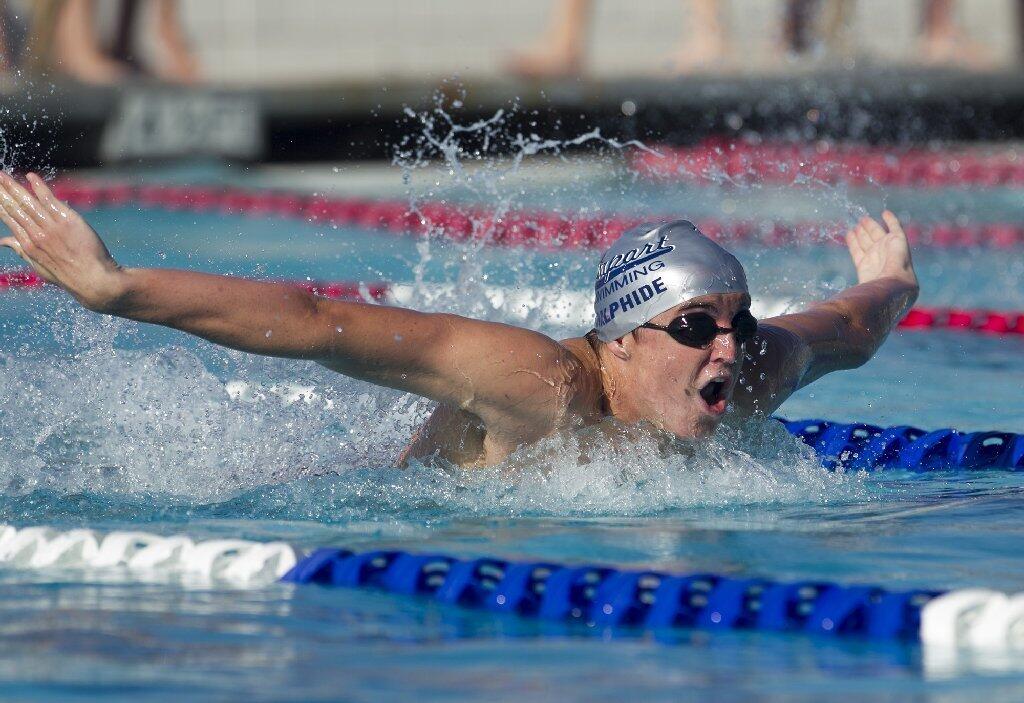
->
[[777, 418, 1024, 471], [281, 548, 939, 641]]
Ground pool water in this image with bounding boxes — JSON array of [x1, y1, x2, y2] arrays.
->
[[1, 160, 1024, 701]]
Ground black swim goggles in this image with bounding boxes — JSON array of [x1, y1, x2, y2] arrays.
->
[[640, 309, 758, 349]]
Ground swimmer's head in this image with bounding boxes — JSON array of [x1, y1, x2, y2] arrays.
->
[[592, 221, 751, 439], [593, 220, 748, 341]]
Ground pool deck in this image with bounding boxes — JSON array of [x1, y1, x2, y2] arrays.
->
[[4, 66, 1024, 170]]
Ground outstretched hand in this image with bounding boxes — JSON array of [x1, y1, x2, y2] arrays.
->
[[0, 172, 125, 311], [845, 211, 918, 289]]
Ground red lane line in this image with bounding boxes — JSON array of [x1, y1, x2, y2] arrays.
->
[[0, 271, 46, 289], [633, 140, 1024, 188], [30, 179, 1024, 249], [4, 269, 1023, 336], [897, 307, 1024, 335]]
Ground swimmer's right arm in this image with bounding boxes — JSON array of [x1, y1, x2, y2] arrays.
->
[[0, 173, 581, 434]]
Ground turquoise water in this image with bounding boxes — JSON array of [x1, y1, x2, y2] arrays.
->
[[1, 181, 1024, 700]]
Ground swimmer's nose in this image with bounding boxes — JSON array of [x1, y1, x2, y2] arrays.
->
[[710, 330, 740, 364]]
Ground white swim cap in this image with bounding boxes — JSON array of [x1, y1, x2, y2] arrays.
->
[[593, 220, 748, 342]]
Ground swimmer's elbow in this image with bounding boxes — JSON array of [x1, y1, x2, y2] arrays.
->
[[797, 304, 876, 383], [836, 316, 878, 371], [844, 343, 874, 370]]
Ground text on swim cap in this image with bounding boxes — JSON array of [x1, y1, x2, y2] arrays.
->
[[595, 235, 674, 287], [595, 277, 668, 326], [594, 260, 665, 302]]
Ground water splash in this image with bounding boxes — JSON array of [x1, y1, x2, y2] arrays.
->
[[0, 97, 882, 515], [391, 94, 655, 328]]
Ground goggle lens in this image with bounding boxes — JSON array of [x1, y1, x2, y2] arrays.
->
[[662, 310, 758, 348]]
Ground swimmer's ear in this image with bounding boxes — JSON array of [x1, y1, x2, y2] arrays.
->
[[606, 336, 632, 361]]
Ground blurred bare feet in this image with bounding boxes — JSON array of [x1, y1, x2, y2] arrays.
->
[[506, 49, 582, 79], [54, 48, 129, 85], [668, 34, 727, 73], [154, 50, 200, 84], [918, 32, 993, 69]]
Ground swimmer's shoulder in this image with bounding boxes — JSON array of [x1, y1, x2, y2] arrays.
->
[[399, 333, 606, 469], [558, 332, 607, 418]]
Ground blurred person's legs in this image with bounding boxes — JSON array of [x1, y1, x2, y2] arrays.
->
[[818, 0, 854, 59], [509, 0, 727, 77], [780, 0, 855, 62], [26, 0, 197, 84], [507, 0, 588, 78], [151, 0, 198, 83], [670, 0, 726, 72], [919, 0, 989, 66], [50, 0, 128, 83], [1018, 0, 1024, 61], [782, 0, 818, 54], [111, 0, 197, 83], [108, 0, 140, 70]]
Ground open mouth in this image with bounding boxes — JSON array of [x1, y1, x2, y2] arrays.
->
[[698, 378, 729, 415]]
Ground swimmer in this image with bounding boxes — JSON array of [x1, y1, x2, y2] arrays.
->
[[0, 172, 918, 467]]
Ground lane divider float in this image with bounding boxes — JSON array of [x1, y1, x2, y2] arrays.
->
[[634, 140, 1024, 189], [0, 524, 1020, 651], [20, 179, 1024, 249], [777, 418, 1024, 471]]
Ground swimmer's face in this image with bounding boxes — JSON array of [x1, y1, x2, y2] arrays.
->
[[618, 292, 751, 439]]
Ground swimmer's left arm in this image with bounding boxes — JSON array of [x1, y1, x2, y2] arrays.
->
[[735, 212, 919, 415]]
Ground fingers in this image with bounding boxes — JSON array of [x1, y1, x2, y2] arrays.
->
[[0, 174, 47, 245], [0, 234, 58, 283], [0, 235, 23, 256], [0, 172, 51, 228], [881, 210, 904, 236], [27, 173, 70, 218], [845, 229, 864, 260], [0, 220, 32, 264], [0, 181, 51, 274], [846, 216, 872, 252], [0, 201, 32, 252], [857, 215, 887, 242], [846, 210, 899, 261]]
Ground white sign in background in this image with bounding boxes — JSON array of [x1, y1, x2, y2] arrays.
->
[[100, 92, 262, 161]]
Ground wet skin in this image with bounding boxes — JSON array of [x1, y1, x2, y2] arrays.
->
[[399, 293, 754, 467]]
